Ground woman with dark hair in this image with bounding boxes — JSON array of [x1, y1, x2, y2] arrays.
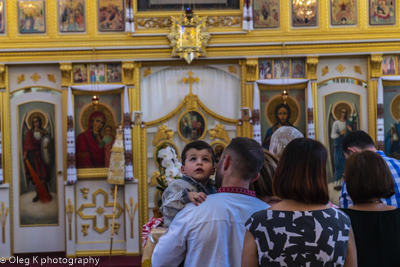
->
[[76, 111, 106, 168], [242, 138, 357, 267], [262, 103, 293, 150], [341, 151, 400, 267]]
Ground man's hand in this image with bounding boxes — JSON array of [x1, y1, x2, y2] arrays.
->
[[347, 125, 352, 131], [188, 192, 207, 206]]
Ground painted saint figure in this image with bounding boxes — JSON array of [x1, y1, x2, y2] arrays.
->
[[385, 121, 400, 155], [262, 103, 294, 150], [330, 107, 352, 190], [23, 116, 51, 202], [76, 111, 106, 168]]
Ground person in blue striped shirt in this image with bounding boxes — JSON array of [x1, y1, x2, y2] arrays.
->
[[339, 130, 400, 208]]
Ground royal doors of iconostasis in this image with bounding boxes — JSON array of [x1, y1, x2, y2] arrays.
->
[[140, 65, 241, 220], [9, 65, 65, 253]]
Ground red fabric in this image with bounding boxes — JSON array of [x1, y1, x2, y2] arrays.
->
[[374, 10, 390, 19], [76, 111, 106, 168], [217, 187, 256, 197], [23, 130, 47, 180], [142, 217, 164, 249]]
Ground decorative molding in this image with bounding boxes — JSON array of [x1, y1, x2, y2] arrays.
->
[[306, 57, 318, 80], [110, 223, 120, 235], [137, 18, 172, 29], [370, 54, 383, 79], [150, 171, 162, 187], [30, 73, 41, 84], [125, 197, 139, 239], [0, 201, 9, 244], [205, 16, 241, 28], [122, 62, 135, 86], [377, 103, 384, 119], [80, 188, 89, 199], [335, 64, 346, 74], [66, 199, 74, 241], [144, 67, 152, 77], [228, 66, 237, 74], [0, 65, 5, 89], [209, 124, 230, 144], [182, 71, 200, 110], [17, 74, 25, 84], [322, 66, 329, 76], [354, 66, 362, 75], [47, 74, 56, 83], [308, 108, 314, 124], [95, 206, 105, 216], [81, 224, 90, 236], [60, 63, 72, 87], [152, 125, 174, 146], [245, 58, 258, 82]]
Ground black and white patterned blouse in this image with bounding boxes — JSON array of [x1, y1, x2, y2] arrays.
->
[[245, 208, 351, 267]]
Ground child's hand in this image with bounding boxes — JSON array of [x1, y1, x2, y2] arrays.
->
[[188, 192, 207, 206]]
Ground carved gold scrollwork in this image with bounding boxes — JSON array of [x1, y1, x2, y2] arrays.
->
[[370, 54, 382, 79], [0, 65, 5, 89], [228, 66, 237, 74], [80, 188, 89, 199], [306, 57, 319, 80], [144, 67, 152, 77], [245, 59, 258, 82], [60, 63, 72, 87], [152, 125, 174, 146], [205, 16, 241, 27], [81, 224, 90, 236], [17, 74, 25, 84], [125, 197, 138, 238], [110, 223, 120, 235], [122, 62, 135, 86], [47, 74, 56, 83], [209, 124, 230, 144], [66, 199, 74, 241], [335, 64, 346, 74], [322, 66, 329, 76], [0, 201, 9, 243], [354, 66, 362, 75], [96, 206, 105, 216], [30, 73, 41, 84], [137, 18, 172, 29]]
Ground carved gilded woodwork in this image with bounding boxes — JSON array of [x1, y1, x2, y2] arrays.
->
[[0, 201, 9, 244], [205, 16, 241, 27], [209, 124, 230, 144], [95, 206, 105, 216], [47, 74, 56, 83], [245, 59, 258, 82], [125, 197, 138, 239], [228, 66, 237, 74], [335, 64, 346, 74], [370, 54, 382, 79], [66, 199, 74, 241], [81, 224, 90, 236], [182, 71, 199, 110], [144, 68, 152, 77], [122, 62, 135, 86], [306, 57, 318, 80], [17, 74, 25, 84], [152, 125, 174, 146], [354, 66, 362, 75], [60, 63, 72, 87], [30, 73, 41, 84], [0, 65, 5, 89], [80, 188, 89, 199], [77, 188, 123, 234], [322, 66, 329, 76], [137, 18, 172, 29], [111, 223, 120, 235]]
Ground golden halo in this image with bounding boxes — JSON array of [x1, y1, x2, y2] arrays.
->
[[79, 103, 116, 137], [26, 110, 48, 130], [265, 96, 300, 126], [390, 94, 400, 121], [332, 101, 353, 121]]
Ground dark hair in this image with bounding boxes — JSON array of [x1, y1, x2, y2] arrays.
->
[[273, 103, 292, 127], [105, 125, 112, 131], [32, 116, 43, 129], [181, 140, 215, 166], [224, 137, 264, 181], [340, 107, 348, 120], [250, 149, 278, 198], [342, 130, 375, 154], [345, 151, 395, 203], [273, 138, 329, 204]]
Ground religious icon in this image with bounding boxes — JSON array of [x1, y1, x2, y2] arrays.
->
[[325, 93, 360, 187], [241, 108, 250, 121], [369, 0, 395, 25], [107, 63, 122, 83], [153, 141, 180, 168], [253, 0, 279, 28], [75, 93, 122, 168], [291, 59, 305, 78], [292, 0, 317, 27], [98, 0, 125, 32], [181, 26, 197, 47], [58, 0, 85, 32], [274, 59, 290, 79], [89, 63, 106, 83], [0, 1, 5, 34], [260, 89, 306, 150], [259, 59, 273, 79], [211, 142, 226, 164], [73, 64, 88, 83], [133, 112, 142, 126], [382, 55, 396, 75], [19, 103, 57, 226], [178, 111, 207, 142], [18, 0, 46, 34], [383, 86, 400, 156], [331, 0, 357, 26]]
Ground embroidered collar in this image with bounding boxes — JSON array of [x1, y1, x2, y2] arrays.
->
[[181, 175, 213, 194], [217, 187, 256, 197]]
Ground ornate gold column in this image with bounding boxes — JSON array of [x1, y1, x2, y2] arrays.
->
[[60, 63, 73, 87], [1, 66, 11, 184], [369, 54, 382, 148], [0, 65, 5, 90], [306, 57, 318, 139], [243, 58, 258, 139]]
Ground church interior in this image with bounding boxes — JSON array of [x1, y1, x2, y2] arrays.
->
[[0, 0, 398, 265]]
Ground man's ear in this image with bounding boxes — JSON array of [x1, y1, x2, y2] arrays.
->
[[181, 165, 186, 175], [250, 173, 260, 183], [222, 154, 230, 170]]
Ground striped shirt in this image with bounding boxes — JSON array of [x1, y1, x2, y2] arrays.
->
[[340, 150, 400, 208]]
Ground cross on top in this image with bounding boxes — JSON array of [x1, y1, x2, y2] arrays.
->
[[182, 71, 199, 95]]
